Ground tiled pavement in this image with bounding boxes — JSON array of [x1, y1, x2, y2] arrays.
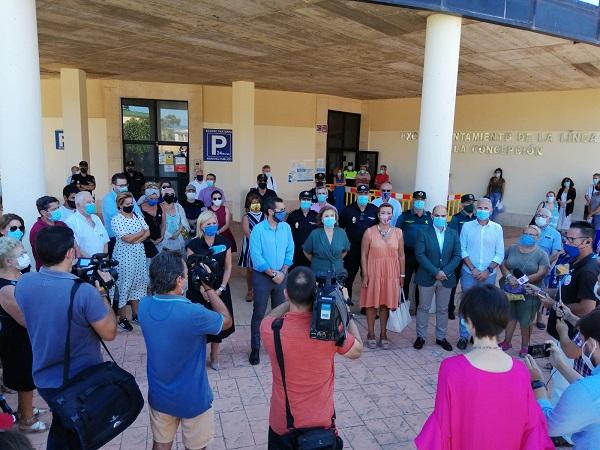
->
[[8, 226, 557, 449]]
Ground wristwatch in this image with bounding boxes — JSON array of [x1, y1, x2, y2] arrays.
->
[[217, 285, 226, 293], [271, 271, 278, 279], [487, 266, 496, 274], [531, 380, 545, 390]]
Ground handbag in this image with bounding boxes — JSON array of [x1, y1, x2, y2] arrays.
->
[[387, 290, 411, 334], [47, 280, 144, 450], [271, 318, 338, 450], [495, 200, 505, 213], [143, 239, 158, 258]]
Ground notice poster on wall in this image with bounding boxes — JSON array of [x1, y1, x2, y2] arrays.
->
[[163, 164, 175, 173], [288, 160, 314, 183], [316, 158, 325, 174]]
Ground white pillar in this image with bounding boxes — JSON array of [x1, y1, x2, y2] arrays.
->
[[415, 14, 462, 209], [60, 68, 90, 169], [232, 81, 255, 221], [0, 0, 46, 236]]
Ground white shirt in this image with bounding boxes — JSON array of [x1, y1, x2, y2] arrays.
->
[[59, 205, 76, 221], [266, 175, 278, 193], [434, 226, 445, 253], [372, 197, 402, 225], [189, 179, 208, 199], [460, 219, 504, 272], [65, 211, 109, 257]]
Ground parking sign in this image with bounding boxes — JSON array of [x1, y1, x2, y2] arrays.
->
[[203, 129, 232, 162]]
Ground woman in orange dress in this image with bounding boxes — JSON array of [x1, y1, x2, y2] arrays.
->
[[360, 203, 405, 350]]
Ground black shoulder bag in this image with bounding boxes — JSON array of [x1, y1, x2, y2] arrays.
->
[[47, 280, 144, 450], [271, 318, 339, 450]]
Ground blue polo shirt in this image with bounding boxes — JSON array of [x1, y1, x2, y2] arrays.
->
[[14, 268, 108, 388], [101, 190, 142, 238], [138, 294, 223, 418], [249, 219, 295, 272], [538, 225, 562, 257]]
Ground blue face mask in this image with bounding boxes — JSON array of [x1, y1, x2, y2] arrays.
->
[[323, 216, 336, 228], [433, 216, 446, 228], [50, 209, 62, 221], [147, 198, 159, 206], [413, 200, 425, 210], [563, 243, 581, 258], [382, 192, 391, 201], [203, 224, 218, 237], [118, 186, 128, 193], [7, 229, 23, 240], [317, 194, 327, 203], [274, 211, 287, 223], [357, 195, 369, 207], [300, 200, 312, 210], [519, 234, 537, 247], [84, 203, 97, 215], [206, 180, 215, 188], [476, 209, 490, 221]]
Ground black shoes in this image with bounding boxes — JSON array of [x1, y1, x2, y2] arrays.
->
[[118, 318, 133, 331], [457, 337, 468, 350], [448, 311, 456, 320], [436, 339, 453, 352], [249, 349, 260, 365], [413, 337, 425, 349]]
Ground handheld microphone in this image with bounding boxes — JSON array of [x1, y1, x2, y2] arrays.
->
[[513, 268, 529, 285]]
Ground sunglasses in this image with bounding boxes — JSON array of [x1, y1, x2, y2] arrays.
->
[[161, 185, 170, 189], [213, 197, 222, 200], [9, 225, 25, 232], [382, 190, 391, 193]]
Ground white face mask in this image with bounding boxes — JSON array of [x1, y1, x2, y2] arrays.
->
[[546, 195, 555, 202], [212, 199, 223, 207], [534, 216, 548, 228], [581, 339, 597, 372], [16, 254, 31, 270], [186, 192, 196, 201]]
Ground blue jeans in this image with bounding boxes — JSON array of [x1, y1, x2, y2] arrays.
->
[[251, 271, 286, 350], [489, 192, 502, 221], [458, 267, 497, 339], [37, 387, 81, 450]]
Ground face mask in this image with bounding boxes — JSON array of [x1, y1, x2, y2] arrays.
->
[[164, 194, 176, 204], [546, 195, 555, 202], [337, 172, 342, 177], [357, 195, 369, 207], [73, 171, 80, 175], [80, 168, 88, 174], [476, 209, 490, 221], [563, 243, 581, 258], [122, 205, 134, 214], [464, 203, 475, 214], [7, 229, 23, 240], [519, 234, 537, 247], [495, 172, 501, 178], [317, 194, 327, 203], [581, 339, 597, 372], [84, 203, 97, 215], [264, 172, 272, 178], [196, 175, 203, 182], [250, 203, 262, 213], [300, 200, 311, 210], [535, 216, 548, 228], [16, 254, 31, 270], [147, 198, 159, 206], [348, 166, 353, 171], [382, 192, 391, 201], [274, 211, 287, 223], [433, 216, 446, 228], [203, 224, 218, 237], [212, 199, 223, 207], [67, 200, 76, 209], [117, 186, 128, 193], [378, 169, 384, 174], [323, 216, 336, 228], [206, 180, 215, 188], [564, 181, 571, 187], [413, 200, 425, 210], [50, 210, 62, 221], [360, 170, 366, 174], [126, 167, 134, 173], [258, 182, 267, 189], [186, 192, 196, 201], [594, 178, 599, 184], [316, 181, 325, 187]]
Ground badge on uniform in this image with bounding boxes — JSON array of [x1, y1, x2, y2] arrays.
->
[[352, 217, 356, 223], [295, 222, 299, 229]]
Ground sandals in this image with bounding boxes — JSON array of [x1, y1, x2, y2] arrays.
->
[[535, 322, 546, 330], [245, 290, 253, 302], [518, 346, 528, 358], [380, 338, 390, 350], [499, 341, 512, 351], [19, 418, 48, 434], [367, 338, 377, 349]]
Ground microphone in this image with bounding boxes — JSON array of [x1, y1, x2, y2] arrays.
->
[[513, 268, 529, 285]]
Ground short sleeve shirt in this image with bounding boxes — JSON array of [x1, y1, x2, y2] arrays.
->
[[65, 212, 109, 257], [71, 173, 96, 190], [302, 228, 350, 275], [261, 313, 355, 436], [15, 269, 108, 388], [503, 245, 549, 286]]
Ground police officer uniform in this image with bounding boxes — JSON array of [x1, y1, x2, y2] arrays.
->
[[124, 160, 146, 200], [339, 184, 378, 300], [308, 173, 335, 205], [447, 193, 476, 319], [287, 190, 318, 270], [396, 191, 431, 312]]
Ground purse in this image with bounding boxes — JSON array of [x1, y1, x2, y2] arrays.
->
[[47, 280, 144, 450], [387, 290, 411, 334], [271, 318, 338, 450]]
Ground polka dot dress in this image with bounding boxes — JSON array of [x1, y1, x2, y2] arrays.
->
[[111, 213, 149, 307]]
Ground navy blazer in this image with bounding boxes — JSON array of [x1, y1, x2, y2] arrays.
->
[[414, 225, 462, 288]]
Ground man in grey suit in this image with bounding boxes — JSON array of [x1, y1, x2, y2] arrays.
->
[[413, 205, 462, 351]]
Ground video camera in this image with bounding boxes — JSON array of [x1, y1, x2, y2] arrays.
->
[[73, 253, 119, 291], [186, 245, 227, 291], [310, 271, 352, 347]]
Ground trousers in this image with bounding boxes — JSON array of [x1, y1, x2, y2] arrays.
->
[[416, 281, 452, 340], [251, 271, 286, 350]]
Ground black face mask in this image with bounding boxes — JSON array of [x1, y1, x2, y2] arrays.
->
[[67, 200, 76, 209], [316, 181, 325, 187], [122, 205, 134, 213], [196, 175, 203, 182], [80, 168, 88, 174], [126, 167, 134, 173], [258, 182, 267, 189], [163, 194, 176, 204]]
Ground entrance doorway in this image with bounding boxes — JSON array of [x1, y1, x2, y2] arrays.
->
[[326, 110, 361, 184], [121, 99, 189, 198]]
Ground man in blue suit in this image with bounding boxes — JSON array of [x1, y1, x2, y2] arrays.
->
[[413, 205, 462, 351]]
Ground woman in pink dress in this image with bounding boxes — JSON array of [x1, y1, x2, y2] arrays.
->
[[416, 284, 554, 450], [360, 203, 405, 350]]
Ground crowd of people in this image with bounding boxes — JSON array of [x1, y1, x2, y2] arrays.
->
[[0, 160, 599, 449]]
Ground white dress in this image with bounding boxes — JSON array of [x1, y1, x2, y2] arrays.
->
[[111, 213, 149, 307], [557, 191, 571, 231]]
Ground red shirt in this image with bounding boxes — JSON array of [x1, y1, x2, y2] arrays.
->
[[261, 312, 355, 436], [29, 218, 67, 270], [375, 173, 389, 188]]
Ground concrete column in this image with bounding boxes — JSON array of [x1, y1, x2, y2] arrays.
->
[[415, 14, 462, 209], [232, 81, 255, 221], [60, 68, 90, 169], [0, 0, 46, 236]]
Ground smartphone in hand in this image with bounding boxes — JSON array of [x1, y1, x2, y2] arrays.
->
[[528, 343, 551, 359]]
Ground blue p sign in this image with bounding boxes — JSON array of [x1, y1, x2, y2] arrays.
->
[[203, 129, 232, 162]]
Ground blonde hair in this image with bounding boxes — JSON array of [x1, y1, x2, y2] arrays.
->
[[195, 210, 218, 238], [0, 237, 22, 269], [116, 192, 134, 208]]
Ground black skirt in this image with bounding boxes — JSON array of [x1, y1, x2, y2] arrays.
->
[[0, 317, 35, 391], [187, 286, 235, 343]]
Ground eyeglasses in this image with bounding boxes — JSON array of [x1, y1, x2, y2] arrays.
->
[[274, 209, 286, 213], [161, 185, 170, 189], [563, 236, 587, 244], [382, 190, 391, 193], [116, 184, 128, 188], [9, 225, 25, 232]]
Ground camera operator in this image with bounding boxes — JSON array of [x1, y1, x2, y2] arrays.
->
[[260, 267, 362, 450], [14, 226, 117, 449], [138, 250, 232, 450]]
